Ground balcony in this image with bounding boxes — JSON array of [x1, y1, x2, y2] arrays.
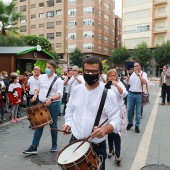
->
[[153, 11, 167, 20], [153, 26, 167, 34], [154, 0, 167, 5]]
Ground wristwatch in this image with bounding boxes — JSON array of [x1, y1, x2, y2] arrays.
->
[[50, 98, 54, 102], [137, 74, 140, 76]]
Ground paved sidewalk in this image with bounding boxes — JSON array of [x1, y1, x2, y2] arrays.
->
[[0, 85, 170, 170]]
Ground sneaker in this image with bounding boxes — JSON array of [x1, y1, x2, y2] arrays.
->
[[115, 154, 121, 164], [126, 124, 133, 130], [135, 126, 140, 133], [15, 118, 20, 122], [159, 102, 165, 105], [11, 119, 16, 123], [51, 145, 57, 152], [107, 149, 114, 158], [23, 146, 37, 154]]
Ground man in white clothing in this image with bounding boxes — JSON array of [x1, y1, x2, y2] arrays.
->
[[62, 57, 121, 170]]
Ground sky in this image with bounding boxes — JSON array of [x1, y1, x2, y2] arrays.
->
[[3, 0, 122, 17]]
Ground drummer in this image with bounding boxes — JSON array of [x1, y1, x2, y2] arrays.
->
[[62, 57, 121, 170], [23, 60, 63, 154]]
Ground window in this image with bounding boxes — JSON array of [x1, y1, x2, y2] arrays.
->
[[68, 33, 76, 40], [56, 0, 62, 3], [14, 7, 18, 11], [68, 0, 76, 5], [20, 17, 26, 23], [20, 26, 27, 32], [56, 9, 62, 15], [104, 14, 109, 21], [56, 43, 62, 48], [68, 44, 76, 51], [56, 20, 62, 26], [47, 22, 54, 29], [104, 36, 108, 43], [47, 0, 54, 7], [39, 13, 44, 19], [104, 3, 109, 11], [83, 19, 94, 26], [98, 22, 101, 28], [47, 33, 54, 39], [68, 9, 76, 17], [39, 24, 44, 28], [20, 0, 26, 2], [104, 47, 108, 53], [83, 7, 94, 14], [99, 11, 102, 17], [98, 46, 101, 51], [31, 4, 36, 9], [83, 31, 94, 37], [99, 0, 102, 5], [20, 5, 26, 12], [47, 11, 54, 18], [39, 2, 44, 7], [68, 21, 76, 27], [31, 14, 36, 19], [104, 25, 109, 32], [98, 34, 101, 40], [56, 32, 62, 37], [39, 34, 44, 37], [83, 43, 94, 50], [31, 25, 36, 29]]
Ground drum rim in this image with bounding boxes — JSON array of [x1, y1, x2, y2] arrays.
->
[[25, 103, 46, 111]]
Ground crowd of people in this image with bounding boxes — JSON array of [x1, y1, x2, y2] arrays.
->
[[3, 57, 170, 169]]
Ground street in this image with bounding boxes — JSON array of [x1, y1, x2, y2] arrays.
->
[[0, 85, 170, 170]]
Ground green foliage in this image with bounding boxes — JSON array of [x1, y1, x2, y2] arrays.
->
[[102, 60, 109, 74], [132, 41, 152, 66], [16, 70, 20, 75], [56, 67, 62, 76], [153, 40, 170, 65], [0, 0, 23, 36], [51, 51, 60, 61], [110, 46, 131, 65], [34, 60, 47, 73], [69, 48, 84, 67], [21, 35, 53, 54]]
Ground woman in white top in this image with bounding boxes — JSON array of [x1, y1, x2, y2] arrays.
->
[[106, 69, 128, 165]]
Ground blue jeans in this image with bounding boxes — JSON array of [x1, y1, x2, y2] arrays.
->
[[108, 132, 121, 155], [127, 92, 142, 127], [32, 101, 60, 148]]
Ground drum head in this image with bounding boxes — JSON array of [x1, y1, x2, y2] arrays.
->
[[58, 141, 90, 164]]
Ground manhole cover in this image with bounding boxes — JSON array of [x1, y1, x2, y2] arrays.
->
[[31, 151, 58, 165], [141, 164, 170, 170]]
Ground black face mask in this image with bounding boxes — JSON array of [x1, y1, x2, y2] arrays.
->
[[83, 73, 99, 86]]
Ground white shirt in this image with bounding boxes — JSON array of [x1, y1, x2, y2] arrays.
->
[[129, 71, 148, 92], [66, 75, 85, 94], [27, 75, 41, 95], [110, 81, 128, 107], [100, 74, 107, 83], [35, 74, 63, 102], [65, 83, 121, 144], [63, 77, 70, 93], [8, 83, 21, 92], [0, 80, 5, 88]]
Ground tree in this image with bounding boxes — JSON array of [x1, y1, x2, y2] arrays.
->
[[132, 42, 152, 66], [153, 40, 170, 66], [102, 60, 109, 74], [0, 0, 23, 36], [69, 48, 84, 67], [34, 60, 47, 73], [110, 46, 131, 66]]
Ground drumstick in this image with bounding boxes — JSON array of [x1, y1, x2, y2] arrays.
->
[[73, 118, 108, 153], [51, 128, 71, 134]]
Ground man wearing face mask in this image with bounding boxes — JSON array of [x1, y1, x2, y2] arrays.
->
[[62, 57, 121, 170], [2, 71, 10, 113], [23, 60, 63, 154]]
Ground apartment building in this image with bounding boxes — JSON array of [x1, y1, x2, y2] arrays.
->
[[15, 0, 116, 63], [122, 0, 170, 49], [115, 15, 122, 48]]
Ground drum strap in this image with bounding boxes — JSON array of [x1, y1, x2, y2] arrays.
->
[[93, 87, 108, 129], [46, 76, 58, 98]]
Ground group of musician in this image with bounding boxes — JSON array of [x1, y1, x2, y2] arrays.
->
[[0, 56, 148, 170]]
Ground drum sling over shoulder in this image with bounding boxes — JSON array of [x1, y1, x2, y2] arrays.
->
[[46, 76, 58, 98], [93, 87, 108, 128]]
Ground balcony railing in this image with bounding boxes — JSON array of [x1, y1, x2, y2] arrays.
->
[[153, 26, 167, 33], [154, 0, 167, 5], [153, 11, 167, 19]]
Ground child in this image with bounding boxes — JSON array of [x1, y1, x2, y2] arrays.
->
[[8, 75, 22, 123], [0, 84, 5, 124]]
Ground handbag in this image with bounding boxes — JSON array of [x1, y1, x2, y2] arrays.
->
[[141, 72, 150, 106]]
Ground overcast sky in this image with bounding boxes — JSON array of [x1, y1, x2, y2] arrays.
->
[[3, 0, 122, 17]]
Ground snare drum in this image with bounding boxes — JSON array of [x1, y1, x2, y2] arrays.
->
[[57, 140, 102, 170], [25, 103, 53, 129]]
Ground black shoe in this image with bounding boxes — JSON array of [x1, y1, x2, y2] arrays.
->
[[115, 154, 121, 165], [23, 146, 37, 154], [51, 145, 57, 152], [126, 124, 133, 130], [135, 126, 140, 133]]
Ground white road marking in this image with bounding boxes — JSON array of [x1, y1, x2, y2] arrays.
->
[[131, 90, 161, 170]]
